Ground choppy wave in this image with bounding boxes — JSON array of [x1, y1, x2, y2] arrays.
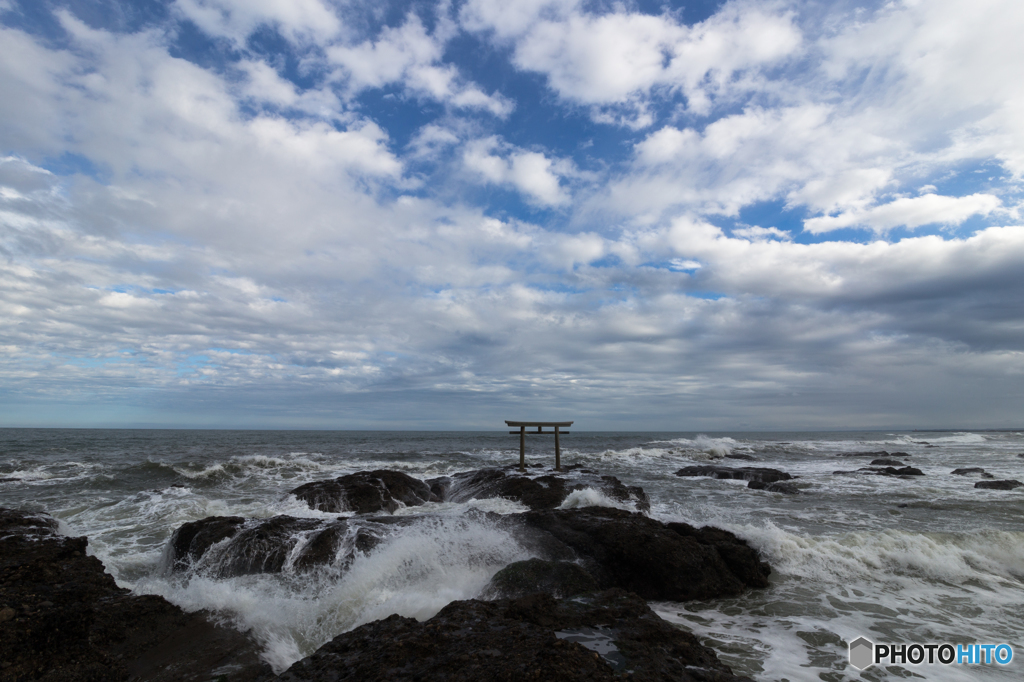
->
[[139, 514, 533, 673], [558, 487, 636, 511], [6, 428, 1024, 680]]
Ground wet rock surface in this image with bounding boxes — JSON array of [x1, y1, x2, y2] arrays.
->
[[835, 451, 910, 458], [0, 508, 270, 682], [290, 470, 439, 514], [951, 468, 994, 478], [675, 466, 793, 484], [429, 467, 652, 512], [168, 514, 413, 577], [975, 480, 1023, 490], [833, 466, 924, 476], [870, 458, 906, 466], [483, 558, 599, 599], [271, 590, 751, 682], [746, 480, 800, 494], [520, 507, 770, 601]]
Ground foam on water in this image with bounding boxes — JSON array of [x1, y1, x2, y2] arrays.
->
[[653, 522, 1024, 680], [138, 513, 533, 673], [5, 428, 1024, 680], [558, 487, 638, 511]]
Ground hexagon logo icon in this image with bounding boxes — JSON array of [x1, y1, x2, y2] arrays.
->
[[849, 637, 874, 670]]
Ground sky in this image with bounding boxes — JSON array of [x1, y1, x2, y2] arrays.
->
[[1, 0, 1023, 430]]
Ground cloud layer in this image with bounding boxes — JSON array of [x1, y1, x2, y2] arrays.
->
[[1, 0, 1023, 429]]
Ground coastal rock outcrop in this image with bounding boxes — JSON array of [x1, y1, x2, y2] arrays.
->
[[951, 467, 994, 478], [975, 480, 1023, 490], [289, 470, 439, 514], [520, 507, 770, 601], [483, 558, 598, 599], [835, 451, 910, 458], [290, 467, 652, 514], [675, 465, 793, 484], [870, 458, 906, 466], [0, 508, 270, 682], [271, 590, 752, 682], [747, 480, 800, 494], [429, 467, 651, 512], [167, 514, 405, 577], [833, 466, 924, 476]]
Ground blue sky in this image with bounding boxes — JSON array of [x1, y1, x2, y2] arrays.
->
[[1, 0, 1023, 430]]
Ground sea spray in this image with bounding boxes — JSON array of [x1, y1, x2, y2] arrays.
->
[[138, 512, 534, 673]]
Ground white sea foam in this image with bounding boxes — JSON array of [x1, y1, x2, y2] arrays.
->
[[558, 488, 636, 511], [137, 514, 533, 673]]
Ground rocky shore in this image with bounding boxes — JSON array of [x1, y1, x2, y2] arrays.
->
[[2, 467, 768, 681], [0, 508, 270, 682]]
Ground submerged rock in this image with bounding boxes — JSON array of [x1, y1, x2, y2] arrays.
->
[[273, 590, 751, 682], [835, 451, 910, 458], [0, 508, 270, 682], [951, 467, 994, 478], [747, 480, 801, 494], [675, 465, 793, 484], [975, 480, 1023, 490], [833, 466, 924, 476], [290, 470, 439, 514], [520, 507, 770, 601], [167, 514, 402, 577], [484, 558, 598, 599], [724, 454, 758, 461], [870, 458, 906, 466]]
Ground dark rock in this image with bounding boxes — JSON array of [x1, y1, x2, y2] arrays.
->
[[0, 477, 20, 483], [0, 508, 270, 682], [290, 470, 439, 514], [833, 466, 924, 476], [724, 454, 757, 461], [483, 559, 598, 599], [436, 468, 651, 512], [168, 515, 246, 571], [273, 590, 751, 682], [167, 514, 399, 577], [520, 507, 769, 601], [951, 468, 994, 478], [871, 459, 906, 466], [675, 465, 793, 484], [975, 480, 1023, 490], [835, 451, 911, 458], [835, 450, 891, 457], [747, 480, 800, 494]]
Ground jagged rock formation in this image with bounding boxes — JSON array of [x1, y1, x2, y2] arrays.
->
[[0, 508, 270, 682], [270, 590, 752, 682], [675, 466, 793, 484], [289, 470, 439, 514]]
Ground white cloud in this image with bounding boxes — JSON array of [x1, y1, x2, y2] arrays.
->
[[803, 193, 1002, 234], [173, 0, 341, 45], [464, 0, 800, 120], [731, 226, 792, 241], [327, 15, 513, 117], [463, 137, 571, 207]]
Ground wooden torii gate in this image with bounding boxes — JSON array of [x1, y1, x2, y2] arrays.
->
[[506, 420, 573, 472]]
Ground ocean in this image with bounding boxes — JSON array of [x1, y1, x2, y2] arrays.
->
[[1, 428, 1022, 680]]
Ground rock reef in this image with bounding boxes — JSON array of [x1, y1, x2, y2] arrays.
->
[[271, 590, 752, 682], [0, 508, 270, 682], [288, 466, 651, 514], [3, 466, 770, 681], [675, 466, 793, 484]]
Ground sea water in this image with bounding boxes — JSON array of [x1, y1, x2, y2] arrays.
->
[[1, 428, 1022, 680]]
